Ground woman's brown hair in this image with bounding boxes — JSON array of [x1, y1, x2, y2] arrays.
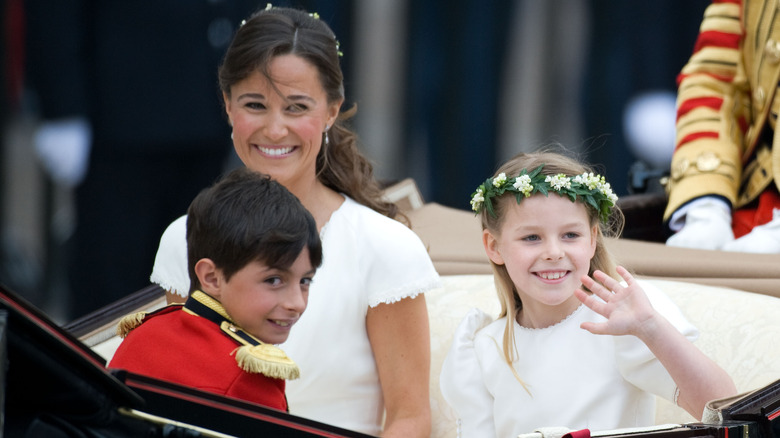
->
[[218, 6, 402, 222]]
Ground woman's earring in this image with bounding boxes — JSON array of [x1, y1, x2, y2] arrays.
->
[[324, 125, 330, 146]]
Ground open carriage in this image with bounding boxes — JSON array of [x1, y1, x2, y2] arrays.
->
[[4, 183, 780, 437]]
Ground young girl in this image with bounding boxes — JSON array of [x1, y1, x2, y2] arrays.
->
[[439, 150, 737, 437]]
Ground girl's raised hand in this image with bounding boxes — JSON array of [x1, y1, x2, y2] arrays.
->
[[574, 266, 658, 338]]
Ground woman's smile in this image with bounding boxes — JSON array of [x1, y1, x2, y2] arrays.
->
[[256, 144, 296, 157]]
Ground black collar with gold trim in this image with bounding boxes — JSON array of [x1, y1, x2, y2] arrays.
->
[[184, 291, 299, 380]]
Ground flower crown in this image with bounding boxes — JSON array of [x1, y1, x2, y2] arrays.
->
[[470, 165, 619, 223]]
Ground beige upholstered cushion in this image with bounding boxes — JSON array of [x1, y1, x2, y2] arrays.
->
[[427, 275, 780, 438], [427, 275, 502, 438]]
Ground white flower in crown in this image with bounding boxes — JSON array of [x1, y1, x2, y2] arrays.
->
[[545, 174, 571, 191], [512, 174, 533, 197], [599, 182, 619, 204], [573, 172, 602, 190], [492, 173, 507, 188], [470, 186, 485, 212]]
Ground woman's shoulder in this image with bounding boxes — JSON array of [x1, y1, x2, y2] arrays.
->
[[157, 214, 187, 246], [338, 196, 408, 227], [335, 196, 425, 245], [327, 196, 441, 304], [150, 214, 190, 297]]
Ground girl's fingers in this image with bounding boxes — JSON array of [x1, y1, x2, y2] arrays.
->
[[575, 288, 607, 316], [592, 269, 622, 293], [580, 320, 609, 335], [616, 266, 634, 286], [589, 270, 623, 298], [581, 273, 612, 302]]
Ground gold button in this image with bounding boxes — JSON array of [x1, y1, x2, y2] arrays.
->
[[755, 87, 766, 105], [696, 151, 722, 171], [766, 39, 780, 63], [671, 158, 689, 179]]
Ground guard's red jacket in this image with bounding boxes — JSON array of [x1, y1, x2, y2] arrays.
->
[[109, 306, 287, 411]]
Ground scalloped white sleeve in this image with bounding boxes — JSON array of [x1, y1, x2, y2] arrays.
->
[[149, 215, 190, 297], [440, 308, 496, 437], [355, 206, 441, 307]]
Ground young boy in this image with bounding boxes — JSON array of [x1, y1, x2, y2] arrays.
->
[[108, 167, 322, 411]]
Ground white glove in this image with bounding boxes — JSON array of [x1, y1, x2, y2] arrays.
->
[[666, 198, 734, 250], [722, 209, 780, 253], [33, 117, 92, 187]]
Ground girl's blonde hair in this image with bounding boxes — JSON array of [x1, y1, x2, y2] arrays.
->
[[478, 147, 625, 390]]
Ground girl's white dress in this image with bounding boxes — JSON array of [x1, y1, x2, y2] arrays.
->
[[439, 280, 697, 438], [150, 196, 441, 436]]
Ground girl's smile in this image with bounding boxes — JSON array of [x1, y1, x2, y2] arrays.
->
[[535, 270, 570, 281]]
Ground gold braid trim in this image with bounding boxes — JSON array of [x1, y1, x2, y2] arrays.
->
[[191, 290, 231, 320]]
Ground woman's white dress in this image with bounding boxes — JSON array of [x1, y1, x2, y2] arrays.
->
[[150, 196, 441, 436], [439, 280, 697, 438]]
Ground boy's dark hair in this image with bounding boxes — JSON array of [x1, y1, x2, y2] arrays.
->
[[186, 167, 322, 292]]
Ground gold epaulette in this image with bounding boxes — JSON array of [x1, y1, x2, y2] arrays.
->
[[115, 303, 183, 338], [116, 311, 146, 338], [221, 321, 300, 380], [186, 290, 300, 380]]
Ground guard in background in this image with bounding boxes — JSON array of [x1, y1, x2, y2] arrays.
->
[[665, 0, 780, 253]]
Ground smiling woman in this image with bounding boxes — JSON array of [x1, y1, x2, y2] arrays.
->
[[148, 6, 441, 438]]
